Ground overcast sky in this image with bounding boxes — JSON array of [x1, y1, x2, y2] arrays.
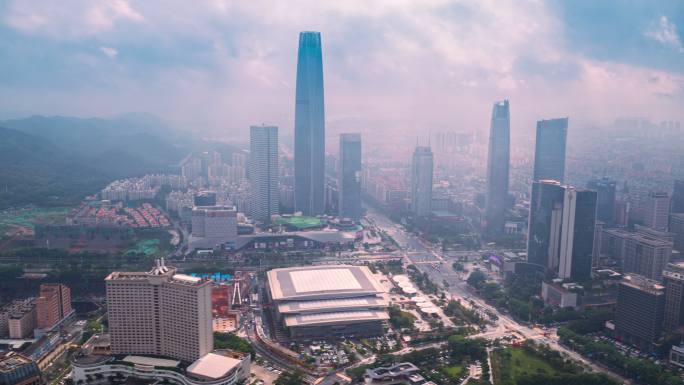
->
[[1, 0, 683, 142]]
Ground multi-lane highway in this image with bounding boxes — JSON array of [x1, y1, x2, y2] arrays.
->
[[364, 208, 631, 384]]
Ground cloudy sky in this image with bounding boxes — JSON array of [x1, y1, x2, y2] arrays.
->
[[1, 0, 683, 142]]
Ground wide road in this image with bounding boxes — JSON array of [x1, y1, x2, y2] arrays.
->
[[364, 208, 631, 384]]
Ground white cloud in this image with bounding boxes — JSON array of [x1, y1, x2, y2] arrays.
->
[[644, 15, 684, 53], [0, 1, 682, 140], [100, 46, 119, 59], [3, 0, 144, 37]]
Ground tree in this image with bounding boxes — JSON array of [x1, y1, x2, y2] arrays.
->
[[275, 371, 305, 385], [467, 270, 487, 289]]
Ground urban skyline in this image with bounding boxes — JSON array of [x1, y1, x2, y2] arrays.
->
[[2, 2, 684, 385]]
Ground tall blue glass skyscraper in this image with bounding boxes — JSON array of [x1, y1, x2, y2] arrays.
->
[[485, 100, 510, 237], [533, 118, 568, 183], [294, 31, 325, 216]]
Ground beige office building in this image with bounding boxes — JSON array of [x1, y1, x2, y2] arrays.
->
[[106, 259, 213, 363]]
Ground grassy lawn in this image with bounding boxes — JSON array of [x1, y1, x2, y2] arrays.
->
[[441, 365, 465, 379], [0, 207, 67, 235], [491, 347, 559, 385]]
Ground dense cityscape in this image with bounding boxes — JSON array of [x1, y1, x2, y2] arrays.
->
[[1, 2, 684, 385]]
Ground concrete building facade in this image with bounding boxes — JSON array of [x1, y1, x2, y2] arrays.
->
[[106, 260, 213, 363]]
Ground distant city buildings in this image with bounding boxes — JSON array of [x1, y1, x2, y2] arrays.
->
[[189, 206, 237, 251], [533, 118, 568, 183], [643, 191, 670, 231], [527, 180, 596, 281], [672, 180, 684, 214], [339, 133, 362, 220], [411, 146, 434, 217], [587, 177, 617, 226], [670, 213, 684, 252], [485, 100, 510, 237], [106, 260, 213, 363], [249, 125, 279, 223], [101, 174, 187, 202], [294, 31, 326, 216]]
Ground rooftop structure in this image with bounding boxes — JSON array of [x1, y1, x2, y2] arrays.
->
[[364, 362, 427, 384], [273, 215, 325, 230], [267, 265, 384, 301], [72, 350, 250, 385], [186, 352, 246, 381], [267, 265, 388, 339], [0, 353, 41, 385]]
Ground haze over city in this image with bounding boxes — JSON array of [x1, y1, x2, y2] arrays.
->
[[1, 2, 684, 385], [1, 0, 684, 144]]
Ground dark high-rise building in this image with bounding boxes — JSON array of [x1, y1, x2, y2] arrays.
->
[[411, 146, 434, 217], [485, 100, 510, 237], [672, 180, 684, 214], [615, 274, 665, 351], [339, 133, 362, 220], [671, 213, 684, 252], [663, 262, 684, 332], [533, 118, 568, 183], [294, 31, 325, 216], [558, 188, 597, 281], [250, 125, 279, 223], [587, 177, 617, 225], [526, 180, 597, 281], [527, 180, 565, 272]]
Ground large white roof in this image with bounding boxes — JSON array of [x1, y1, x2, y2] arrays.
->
[[267, 265, 385, 301], [291, 269, 362, 292], [187, 353, 242, 380]]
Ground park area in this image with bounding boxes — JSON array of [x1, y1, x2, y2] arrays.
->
[[491, 347, 558, 385], [0, 206, 67, 236]]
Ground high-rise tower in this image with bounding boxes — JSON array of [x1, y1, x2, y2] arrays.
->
[[485, 100, 510, 236], [527, 180, 565, 271], [558, 188, 598, 281], [106, 260, 213, 363], [411, 146, 434, 217], [527, 180, 597, 281], [250, 125, 279, 223], [294, 31, 325, 216], [339, 133, 362, 220], [533, 118, 568, 183], [672, 180, 684, 214]]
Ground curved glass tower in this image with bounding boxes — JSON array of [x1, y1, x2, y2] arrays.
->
[[294, 31, 325, 216]]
